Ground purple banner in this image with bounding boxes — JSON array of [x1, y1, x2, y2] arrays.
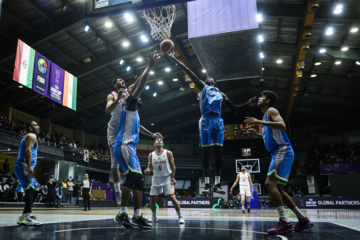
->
[[32, 52, 50, 96], [320, 161, 360, 175], [48, 62, 65, 104]]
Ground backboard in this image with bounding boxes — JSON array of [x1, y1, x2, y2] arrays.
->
[[86, 0, 192, 17], [235, 159, 260, 173]]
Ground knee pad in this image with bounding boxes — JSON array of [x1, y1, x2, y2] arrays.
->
[[123, 171, 144, 191], [241, 195, 245, 202]]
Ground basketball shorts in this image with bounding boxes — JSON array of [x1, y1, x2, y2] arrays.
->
[[107, 127, 119, 169], [150, 182, 175, 197], [240, 185, 251, 197], [267, 145, 294, 185], [113, 143, 142, 175], [199, 116, 224, 147], [14, 163, 39, 191]]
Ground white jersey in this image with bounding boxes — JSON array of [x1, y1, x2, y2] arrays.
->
[[151, 149, 172, 187], [239, 172, 250, 187], [107, 89, 130, 146]]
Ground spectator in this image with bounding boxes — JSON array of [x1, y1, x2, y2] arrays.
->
[[0, 182, 3, 200], [61, 178, 67, 203], [41, 185, 48, 203], [3, 159, 10, 173], [47, 179, 56, 207], [67, 177, 74, 204]]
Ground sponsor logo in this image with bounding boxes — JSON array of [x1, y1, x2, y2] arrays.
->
[[305, 198, 317, 207]]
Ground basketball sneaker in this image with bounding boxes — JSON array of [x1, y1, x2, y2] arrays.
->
[[179, 216, 185, 224], [242, 210, 245, 214], [131, 214, 152, 229], [294, 217, 314, 232], [114, 212, 134, 230], [147, 216, 158, 223], [22, 215, 43, 226], [202, 184, 211, 195], [17, 216, 24, 225], [213, 184, 225, 194], [115, 191, 122, 206], [267, 218, 294, 235]]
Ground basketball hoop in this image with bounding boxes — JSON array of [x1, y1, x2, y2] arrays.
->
[[142, 5, 176, 41]]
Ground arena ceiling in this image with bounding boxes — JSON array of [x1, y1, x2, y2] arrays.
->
[[0, 0, 359, 140]]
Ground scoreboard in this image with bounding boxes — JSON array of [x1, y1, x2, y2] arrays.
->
[[224, 123, 262, 140]]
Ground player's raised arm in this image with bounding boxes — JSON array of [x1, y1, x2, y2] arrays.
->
[[244, 108, 286, 130], [224, 95, 257, 111], [140, 125, 164, 139], [167, 54, 205, 90], [131, 51, 160, 99]]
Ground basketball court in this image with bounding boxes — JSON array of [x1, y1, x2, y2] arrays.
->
[[1, 207, 360, 239]]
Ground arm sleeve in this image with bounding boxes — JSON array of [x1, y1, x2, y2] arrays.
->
[[224, 99, 248, 111]]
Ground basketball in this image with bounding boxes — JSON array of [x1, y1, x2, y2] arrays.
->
[[160, 39, 175, 54]]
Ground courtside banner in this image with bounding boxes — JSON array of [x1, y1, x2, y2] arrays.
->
[[13, 39, 36, 88], [62, 71, 77, 111], [32, 52, 50, 96], [49, 62, 65, 104]]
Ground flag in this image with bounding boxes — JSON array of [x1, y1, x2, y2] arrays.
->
[[49, 62, 65, 104], [13, 39, 36, 88], [62, 71, 77, 110]]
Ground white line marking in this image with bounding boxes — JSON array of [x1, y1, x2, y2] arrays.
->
[[330, 222, 360, 232]]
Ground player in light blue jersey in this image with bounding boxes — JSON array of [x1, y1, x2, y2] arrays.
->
[[168, 54, 230, 195], [14, 121, 43, 226], [113, 51, 161, 230], [245, 90, 313, 235]]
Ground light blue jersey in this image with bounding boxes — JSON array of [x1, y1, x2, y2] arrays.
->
[[198, 85, 223, 117], [15, 134, 38, 168], [113, 109, 140, 147], [262, 108, 293, 153]]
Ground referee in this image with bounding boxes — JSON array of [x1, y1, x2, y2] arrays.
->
[[81, 173, 92, 211]]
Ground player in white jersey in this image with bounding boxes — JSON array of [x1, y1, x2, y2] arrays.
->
[[106, 77, 163, 206], [144, 138, 185, 224], [230, 166, 254, 214]]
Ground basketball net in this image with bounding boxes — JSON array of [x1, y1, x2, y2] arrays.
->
[[142, 5, 176, 41]]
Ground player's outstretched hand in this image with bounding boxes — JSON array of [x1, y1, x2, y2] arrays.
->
[[152, 132, 164, 139], [171, 178, 176, 185], [244, 117, 260, 124], [147, 51, 161, 67], [230, 188, 233, 195], [144, 168, 151, 175], [27, 166, 34, 178], [247, 97, 257, 106], [251, 188, 254, 194], [246, 128, 258, 137]]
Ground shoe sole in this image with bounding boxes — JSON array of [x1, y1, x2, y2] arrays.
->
[[267, 228, 295, 235], [213, 190, 225, 194], [295, 223, 314, 232], [114, 217, 134, 230]]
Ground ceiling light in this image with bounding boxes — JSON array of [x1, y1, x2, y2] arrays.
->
[[311, 3, 320, 11], [153, 92, 157, 97], [189, 83, 195, 89], [314, 60, 321, 65], [341, 46, 349, 51], [325, 27, 333, 36], [350, 27, 358, 33], [96, 37, 101, 43], [333, 4, 343, 15], [173, 78, 178, 82], [180, 86, 185, 91], [150, 71, 154, 75], [158, 80, 164, 85], [18, 85, 23, 88], [319, 48, 326, 53], [258, 35, 264, 43], [62, 5, 68, 11], [259, 52, 264, 59], [151, 123, 154, 126], [165, 67, 171, 72], [310, 73, 317, 78], [356, 61, 360, 65], [84, 57, 91, 63], [335, 61, 341, 65], [256, 14, 263, 23], [84, 25, 90, 32], [276, 59, 282, 64], [136, 57, 142, 62], [262, 67, 265, 71], [259, 78, 265, 82], [141, 35, 149, 43], [145, 85, 149, 90], [126, 66, 131, 71], [124, 13, 134, 23], [105, 21, 112, 28], [119, 59, 124, 65], [202, 69, 206, 73], [122, 41, 130, 47]]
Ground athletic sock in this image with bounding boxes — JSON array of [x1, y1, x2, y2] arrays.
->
[[176, 210, 182, 218], [215, 176, 220, 185], [292, 207, 305, 219], [242, 206, 245, 210], [247, 205, 250, 209], [276, 206, 289, 222], [134, 209, 141, 218], [205, 177, 210, 185], [120, 206, 127, 214], [152, 210, 156, 218], [114, 182, 121, 193]]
